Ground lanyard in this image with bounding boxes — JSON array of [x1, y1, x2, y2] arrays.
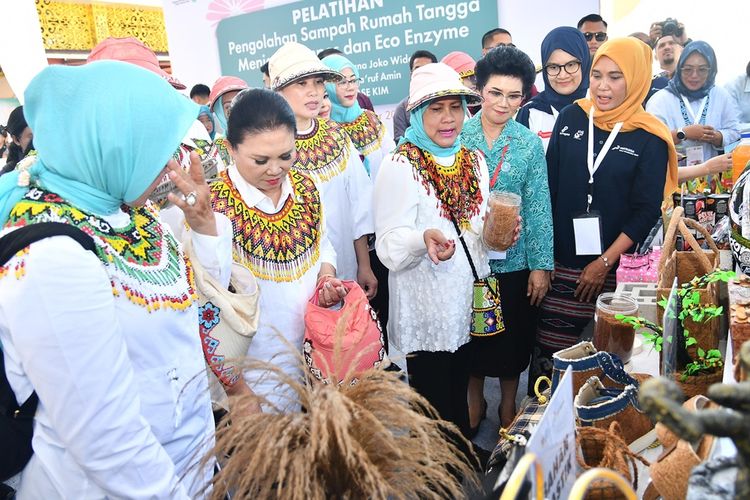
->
[[587, 108, 623, 211], [680, 94, 709, 126], [489, 143, 510, 189]]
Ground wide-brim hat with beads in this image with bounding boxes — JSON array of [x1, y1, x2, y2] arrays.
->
[[406, 62, 482, 112], [268, 42, 342, 91], [441, 51, 476, 79]]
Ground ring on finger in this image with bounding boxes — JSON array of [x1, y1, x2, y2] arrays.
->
[[184, 191, 198, 207]]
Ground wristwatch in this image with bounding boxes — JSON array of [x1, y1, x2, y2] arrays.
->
[[676, 128, 686, 141]]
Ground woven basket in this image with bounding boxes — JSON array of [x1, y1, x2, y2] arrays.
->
[[657, 207, 721, 360], [672, 369, 723, 398], [576, 423, 648, 500]]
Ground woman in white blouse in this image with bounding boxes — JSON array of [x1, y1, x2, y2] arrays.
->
[[374, 63, 515, 437], [0, 62, 232, 498], [268, 42, 378, 297], [208, 88, 347, 413], [647, 40, 740, 191]]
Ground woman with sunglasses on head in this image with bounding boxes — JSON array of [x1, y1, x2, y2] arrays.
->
[[530, 37, 678, 385], [516, 27, 591, 152], [460, 46, 553, 429], [269, 43, 377, 299], [647, 41, 740, 192]]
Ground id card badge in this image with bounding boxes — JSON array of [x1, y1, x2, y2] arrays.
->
[[573, 211, 603, 255], [686, 145, 704, 166]]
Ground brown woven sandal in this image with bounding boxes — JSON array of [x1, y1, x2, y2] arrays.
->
[[655, 395, 718, 451], [642, 431, 716, 500]]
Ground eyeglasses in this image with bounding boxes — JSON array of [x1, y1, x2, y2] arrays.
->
[[583, 32, 607, 42], [485, 89, 524, 105], [681, 65, 710, 77], [544, 60, 582, 76], [336, 77, 363, 88]]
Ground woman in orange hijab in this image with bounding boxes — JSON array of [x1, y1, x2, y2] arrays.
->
[[529, 37, 677, 388]]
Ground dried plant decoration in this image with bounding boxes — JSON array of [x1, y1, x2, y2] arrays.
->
[[199, 352, 479, 499]]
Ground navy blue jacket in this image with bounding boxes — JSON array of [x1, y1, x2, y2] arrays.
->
[[547, 104, 668, 268]]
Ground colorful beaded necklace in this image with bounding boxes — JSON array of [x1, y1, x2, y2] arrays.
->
[[340, 110, 386, 158], [209, 170, 322, 282], [396, 142, 483, 229], [2, 187, 196, 312], [294, 118, 351, 183]]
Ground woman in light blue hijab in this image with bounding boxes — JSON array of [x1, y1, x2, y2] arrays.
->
[[198, 104, 216, 140], [0, 61, 199, 220], [322, 53, 392, 179], [0, 61, 231, 498]]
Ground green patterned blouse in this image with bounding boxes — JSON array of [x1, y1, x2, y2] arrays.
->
[[461, 113, 554, 274]]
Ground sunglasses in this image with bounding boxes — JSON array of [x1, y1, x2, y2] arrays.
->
[[583, 32, 607, 42]]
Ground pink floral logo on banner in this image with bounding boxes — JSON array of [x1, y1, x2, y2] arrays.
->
[[206, 0, 264, 26]]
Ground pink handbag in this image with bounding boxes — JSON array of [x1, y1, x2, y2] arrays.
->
[[303, 280, 386, 385], [616, 247, 661, 284]]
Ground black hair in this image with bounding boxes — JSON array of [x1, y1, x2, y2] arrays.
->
[[189, 84, 210, 99], [226, 89, 296, 146], [577, 14, 607, 29], [629, 32, 653, 47], [318, 47, 344, 60], [3, 106, 30, 173], [481, 28, 512, 48], [409, 50, 437, 70], [475, 46, 536, 96], [746, 60, 750, 78], [260, 62, 269, 77]]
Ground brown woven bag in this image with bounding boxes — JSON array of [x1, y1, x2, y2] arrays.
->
[[576, 422, 649, 500]]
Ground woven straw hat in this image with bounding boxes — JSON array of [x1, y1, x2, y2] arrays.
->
[[268, 42, 342, 91], [87, 37, 185, 90], [406, 62, 481, 112]]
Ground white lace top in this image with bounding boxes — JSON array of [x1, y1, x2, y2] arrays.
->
[[374, 150, 490, 353]]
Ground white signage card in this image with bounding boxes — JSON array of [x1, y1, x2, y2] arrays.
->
[[526, 366, 578, 500]]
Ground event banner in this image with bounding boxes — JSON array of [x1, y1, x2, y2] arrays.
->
[[216, 0, 498, 105]]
